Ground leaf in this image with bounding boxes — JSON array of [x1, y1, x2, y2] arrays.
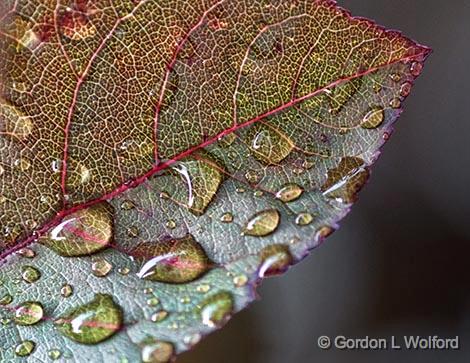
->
[[0, 0, 430, 361]]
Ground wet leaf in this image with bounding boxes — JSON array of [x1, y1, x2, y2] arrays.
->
[[0, 0, 430, 361]]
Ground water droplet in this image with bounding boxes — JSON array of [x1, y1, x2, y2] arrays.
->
[[389, 97, 401, 109], [165, 220, 177, 229], [22, 266, 41, 283], [248, 124, 294, 164], [91, 258, 112, 277], [127, 226, 140, 238], [51, 160, 62, 173], [147, 297, 160, 307], [48, 349, 62, 360], [253, 190, 264, 197], [200, 291, 233, 328], [295, 212, 314, 226], [361, 107, 385, 129], [61, 284, 73, 298], [150, 310, 168, 323], [275, 184, 303, 203], [14, 301, 43, 325], [382, 132, 391, 141], [180, 296, 191, 304], [233, 274, 248, 287], [41, 202, 114, 257], [220, 212, 233, 223], [134, 235, 211, 283], [0, 293, 13, 305], [15, 340, 35, 357], [259, 245, 293, 277], [120, 200, 135, 210], [183, 333, 201, 347], [196, 284, 211, 293], [18, 248, 35, 258], [55, 294, 122, 344], [400, 82, 412, 97], [141, 340, 174, 363], [236, 187, 246, 193], [322, 157, 369, 203], [389, 73, 401, 82], [242, 209, 280, 237], [118, 267, 130, 275], [410, 61, 423, 76], [144, 288, 154, 295]]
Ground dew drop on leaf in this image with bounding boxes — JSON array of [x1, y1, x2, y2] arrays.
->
[[248, 124, 294, 165], [147, 297, 160, 307], [389, 97, 401, 109], [150, 310, 168, 323], [220, 212, 233, 223], [400, 82, 412, 97], [17, 247, 35, 258], [15, 340, 36, 357], [41, 202, 114, 257], [55, 294, 122, 345], [275, 183, 303, 202], [196, 284, 211, 293], [61, 284, 73, 298], [91, 258, 113, 277], [134, 235, 211, 283], [120, 200, 135, 210], [233, 274, 248, 287], [259, 244, 293, 277], [200, 291, 233, 328], [242, 209, 280, 237], [361, 107, 385, 129], [14, 301, 43, 325], [410, 61, 423, 76], [0, 293, 13, 305], [295, 212, 314, 226], [21, 265, 41, 283], [141, 340, 174, 363], [48, 349, 61, 360]]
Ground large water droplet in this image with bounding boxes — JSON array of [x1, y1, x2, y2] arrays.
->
[[200, 291, 233, 328], [322, 157, 369, 203], [91, 258, 113, 277], [141, 339, 174, 363], [361, 107, 385, 129], [22, 266, 41, 283], [14, 301, 43, 325], [41, 202, 114, 257], [134, 235, 211, 284], [410, 61, 423, 76], [259, 244, 293, 277], [55, 294, 122, 344], [275, 183, 303, 202], [248, 124, 294, 164], [242, 209, 280, 237], [15, 340, 35, 357]]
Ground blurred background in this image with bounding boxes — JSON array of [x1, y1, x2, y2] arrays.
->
[[181, 0, 470, 362]]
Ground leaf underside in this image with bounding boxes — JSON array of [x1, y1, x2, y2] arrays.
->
[[0, 0, 429, 361]]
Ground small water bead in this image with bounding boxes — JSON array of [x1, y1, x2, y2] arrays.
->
[[61, 284, 73, 298], [134, 235, 211, 284], [361, 107, 385, 129], [41, 202, 114, 257], [55, 294, 122, 344], [275, 183, 303, 203], [400, 82, 412, 97], [120, 200, 135, 210], [150, 310, 168, 323], [200, 291, 234, 328], [196, 284, 211, 293], [0, 293, 13, 305], [118, 267, 130, 275], [180, 296, 191, 304], [48, 349, 62, 360], [144, 288, 154, 295], [259, 244, 293, 277], [22, 266, 41, 283], [51, 160, 62, 173], [220, 212, 233, 223], [147, 297, 160, 307], [183, 333, 202, 347], [92, 258, 113, 277], [389, 73, 401, 82], [242, 209, 280, 237], [141, 340, 174, 363], [410, 61, 423, 76], [295, 212, 314, 226], [389, 97, 401, 109], [233, 274, 248, 287], [18, 248, 35, 258], [382, 132, 391, 141], [14, 301, 43, 325], [127, 226, 140, 238], [165, 220, 177, 229], [15, 340, 36, 357], [236, 187, 246, 193]]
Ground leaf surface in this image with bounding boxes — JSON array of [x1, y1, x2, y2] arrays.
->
[[0, 0, 430, 361]]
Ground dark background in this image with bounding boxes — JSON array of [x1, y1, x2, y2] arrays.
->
[[181, 1, 470, 362]]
